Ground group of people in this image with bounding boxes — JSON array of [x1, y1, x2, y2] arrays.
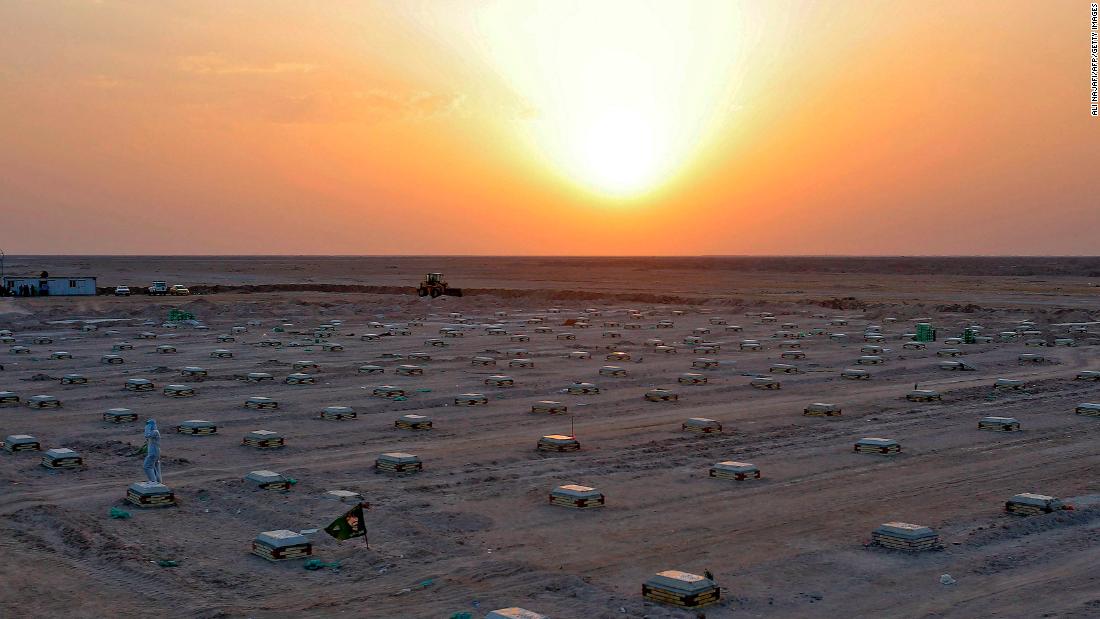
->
[[8, 283, 47, 297]]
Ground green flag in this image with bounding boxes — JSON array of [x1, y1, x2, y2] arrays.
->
[[325, 503, 367, 541]]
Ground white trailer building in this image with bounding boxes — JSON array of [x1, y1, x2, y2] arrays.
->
[[4, 276, 97, 296]]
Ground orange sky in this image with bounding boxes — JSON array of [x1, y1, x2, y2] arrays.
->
[[1, 1, 1096, 255]]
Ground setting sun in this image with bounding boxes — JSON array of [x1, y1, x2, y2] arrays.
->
[[466, 1, 745, 197]]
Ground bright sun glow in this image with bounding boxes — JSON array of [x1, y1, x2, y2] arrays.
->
[[471, 1, 744, 198]]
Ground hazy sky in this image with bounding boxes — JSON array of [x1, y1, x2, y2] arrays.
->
[[1, 1, 1096, 255]]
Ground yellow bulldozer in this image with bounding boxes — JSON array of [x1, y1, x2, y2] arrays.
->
[[416, 273, 462, 298]]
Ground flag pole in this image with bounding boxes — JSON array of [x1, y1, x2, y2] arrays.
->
[[362, 502, 370, 549]]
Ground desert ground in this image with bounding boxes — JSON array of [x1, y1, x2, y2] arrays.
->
[[0, 257, 1098, 619]]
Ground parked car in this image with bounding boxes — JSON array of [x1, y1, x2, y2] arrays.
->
[[114, 286, 131, 296], [148, 281, 169, 295], [169, 285, 191, 296]]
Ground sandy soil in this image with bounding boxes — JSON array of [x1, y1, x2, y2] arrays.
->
[[0, 258, 1098, 618]]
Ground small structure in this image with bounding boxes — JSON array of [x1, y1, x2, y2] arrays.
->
[[324, 489, 362, 502], [321, 343, 344, 352], [678, 373, 708, 385], [642, 570, 721, 609], [50, 351, 73, 360], [740, 340, 762, 351], [246, 372, 274, 383], [531, 401, 567, 414], [537, 434, 581, 452], [217, 334, 235, 343], [41, 447, 83, 469], [556, 333, 577, 341], [176, 420, 216, 435], [292, 360, 319, 371], [103, 408, 138, 423], [770, 363, 798, 374], [1074, 402, 1100, 417], [993, 378, 1024, 390], [32, 336, 53, 344], [284, 373, 315, 385], [0, 391, 19, 406], [568, 351, 591, 360], [126, 481, 177, 507], [654, 345, 678, 354], [408, 352, 431, 361], [857, 355, 884, 365], [155, 345, 177, 354], [319, 406, 356, 421], [396, 365, 424, 380], [245, 470, 289, 490], [211, 349, 234, 358], [682, 417, 721, 433], [4, 434, 40, 452], [242, 430, 285, 449], [471, 356, 496, 367], [163, 384, 196, 398], [906, 389, 941, 402], [854, 437, 901, 455], [902, 341, 926, 350], [841, 368, 870, 380], [549, 484, 604, 509], [606, 351, 630, 361], [358, 364, 385, 374], [709, 461, 760, 480], [780, 350, 805, 360], [936, 348, 962, 358], [376, 452, 422, 474], [567, 381, 599, 394], [1018, 353, 1045, 363], [27, 394, 62, 409], [60, 374, 87, 385], [244, 396, 279, 410], [804, 402, 842, 417], [979, 416, 1020, 431], [645, 388, 678, 402], [599, 365, 627, 377], [455, 393, 489, 406], [395, 414, 432, 430], [693, 358, 719, 369], [1074, 370, 1100, 381], [485, 609, 549, 619], [373, 385, 406, 398], [1005, 493, 1065, 515], [100, 354, 124, 365], [10, 345, 30, 355], [509, 358, 534, 368], [181, 366, 207, 379], [251, 530, 312, 562], [485, 375, 514, 388], [750, 377, 780, 389], [113, 342, 134, 351], [939, 361, 975, 371], [871, 522, 940, 552]]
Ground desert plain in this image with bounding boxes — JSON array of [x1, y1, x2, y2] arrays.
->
[[0, 256, 1098, 618]]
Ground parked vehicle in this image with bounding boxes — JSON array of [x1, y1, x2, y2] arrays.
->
[[114, 286, 131, 296]]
